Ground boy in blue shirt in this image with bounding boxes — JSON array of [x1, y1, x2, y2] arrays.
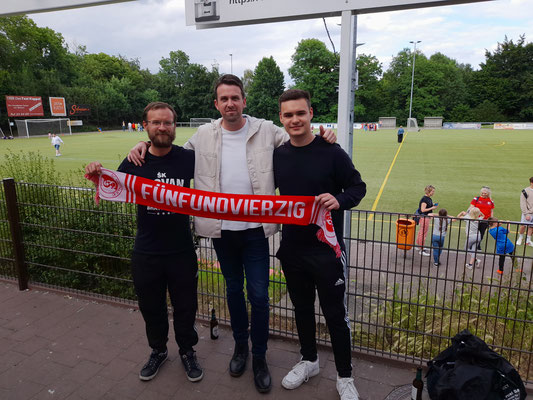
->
[[488, 217, 517, 274]]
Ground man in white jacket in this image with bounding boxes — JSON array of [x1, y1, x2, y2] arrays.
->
[[128, 74, 335, 393]]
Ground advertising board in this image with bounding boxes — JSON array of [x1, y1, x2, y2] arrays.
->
[[5, 95, 44, 117], [49, 97, 67, 117], [67, 104, 91, 116]]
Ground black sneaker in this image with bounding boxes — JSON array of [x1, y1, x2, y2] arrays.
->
[[139, 349, 168, 381], [181, 351, 204, 382]]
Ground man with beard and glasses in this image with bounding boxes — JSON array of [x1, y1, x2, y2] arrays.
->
[[84, 102, 202, 384]]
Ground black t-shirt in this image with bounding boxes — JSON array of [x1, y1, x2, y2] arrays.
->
[[117, 145, 195, 255], [273, 136, 366, 253], [418, 195, 433, 216]]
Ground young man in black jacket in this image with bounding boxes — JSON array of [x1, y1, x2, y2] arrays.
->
[[274, 89, 366, 400]]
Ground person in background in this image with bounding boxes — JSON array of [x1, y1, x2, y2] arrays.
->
[[517, 177, 533, 247], [467, 186, 494, 249], [431, 208, 451, 267], [488, 217, 517, 275], [51, 133, 63, 157], [397, 125, 404, 143], [416, 185, 438, 256], [457, 207, 483, 269]]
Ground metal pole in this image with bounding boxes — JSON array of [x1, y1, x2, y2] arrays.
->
[[3, 178, 28, 290], [229, 53, 233, 74], [337, 10, 358, 267], [408, 40, 420, 120]]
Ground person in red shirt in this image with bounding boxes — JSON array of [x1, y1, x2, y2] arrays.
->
[[467, 186, 494, 249]]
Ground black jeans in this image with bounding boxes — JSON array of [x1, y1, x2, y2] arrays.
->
[[131, 250, 198, 354], [278, 249, 352, 377]]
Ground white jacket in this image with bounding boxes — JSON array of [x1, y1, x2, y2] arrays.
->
[[185, 115, 289, 238]]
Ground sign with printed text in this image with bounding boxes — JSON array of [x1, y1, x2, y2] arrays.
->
[[5, 95, 44, 117], [67, 104, 91, 116], [49, 97, 67, 117], [186, 0, 493, 28]]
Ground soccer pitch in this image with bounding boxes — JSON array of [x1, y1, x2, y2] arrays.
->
[[0, 127, 531, 221]]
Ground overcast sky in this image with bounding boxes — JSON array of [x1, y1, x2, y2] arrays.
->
[[28, 0, 533, 84]]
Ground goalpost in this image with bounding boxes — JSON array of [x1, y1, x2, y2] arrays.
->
[[14, 118, 72, 138], [407, 118, 420, 131], [189, 118, 214, 128]]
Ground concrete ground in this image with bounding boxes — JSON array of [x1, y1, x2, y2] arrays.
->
[[0, 281, 443, 400]]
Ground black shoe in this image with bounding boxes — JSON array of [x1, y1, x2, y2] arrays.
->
[[229, 342, 249, 377], [139, 349, 168, 381], [181, 351, 204, 382], [252, 356, 272, 393]]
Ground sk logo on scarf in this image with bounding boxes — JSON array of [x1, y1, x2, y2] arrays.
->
[[100, 171, 122, 199]]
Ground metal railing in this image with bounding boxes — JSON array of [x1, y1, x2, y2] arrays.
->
[[1, 179, 531, 385]]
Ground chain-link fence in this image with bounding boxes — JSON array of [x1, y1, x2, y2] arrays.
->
[[1, 179, 531, 384]]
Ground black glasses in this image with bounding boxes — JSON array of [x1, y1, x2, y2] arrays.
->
[[147, 120, 174, 127]]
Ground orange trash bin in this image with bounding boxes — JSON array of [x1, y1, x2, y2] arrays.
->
[[396, 218, 416, 250]]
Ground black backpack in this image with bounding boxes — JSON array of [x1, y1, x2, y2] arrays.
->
[[426, 330, 527, 400]]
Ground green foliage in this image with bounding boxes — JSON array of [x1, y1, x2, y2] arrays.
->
[[289, 39, 339, 122], [367, 274, 532, 380], [0, 149, 137, 298], [156, 50, 220, 121], [246, 57, 285, 124]]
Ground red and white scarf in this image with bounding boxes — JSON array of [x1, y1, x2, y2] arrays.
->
[[86, 168, 341, 257]]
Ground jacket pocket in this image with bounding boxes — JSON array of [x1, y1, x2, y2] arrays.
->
[[196, 151, 217, 178], [253, 147, 274, 173]]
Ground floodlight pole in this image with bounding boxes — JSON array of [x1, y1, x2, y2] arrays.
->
[[229, 53, 233, 74], [408, 40, 421, 120]]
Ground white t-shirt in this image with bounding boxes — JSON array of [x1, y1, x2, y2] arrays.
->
[[220, 118, 261, 231]]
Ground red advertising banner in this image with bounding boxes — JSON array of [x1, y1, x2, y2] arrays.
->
[[5, 95, 44, 117], [67, 104, 91, 116], [49, 97, 67, 117]]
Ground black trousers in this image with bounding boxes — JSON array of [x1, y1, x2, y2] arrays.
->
[[278, 249, 352, 377], [397, 134, 403, 143], [131, 250, 198, 355]]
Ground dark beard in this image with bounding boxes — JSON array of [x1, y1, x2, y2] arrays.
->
[[150, 133, 174, 148]]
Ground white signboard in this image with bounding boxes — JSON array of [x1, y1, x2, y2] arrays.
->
[[186, 0, 493, 28], [1, 0, 134, 17]]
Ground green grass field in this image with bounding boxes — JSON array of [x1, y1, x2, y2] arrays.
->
[[0, 127, 531, 221]]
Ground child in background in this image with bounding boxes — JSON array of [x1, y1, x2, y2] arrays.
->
[[431, 209, 451, 267], [488, 217, 516, 274], [457, 207, 483, 269]]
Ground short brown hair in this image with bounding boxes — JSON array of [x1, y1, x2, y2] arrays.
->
[[278, 89, 311, 110], [530, 177, 533, 184], [214, 74, 245, 100], [487, 216, 498, 226], [142, 102, 178, 123]]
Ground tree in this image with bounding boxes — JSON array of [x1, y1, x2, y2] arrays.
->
[[354, 54, 384, 122], [469, 35, 533, 121], [156, 50, 219, 121], [246, 57, 285, 124], [242, 69, 254, 95], [289, 39, 339, 122]]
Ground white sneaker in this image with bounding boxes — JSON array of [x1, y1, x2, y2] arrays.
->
[[465, 263, 473, 270], [336, 376, 360, 400], [418, 250, 430, 257], [516, 237, 523, 246], [282, 358, 320, 390], [527, 240, 533, 247]]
